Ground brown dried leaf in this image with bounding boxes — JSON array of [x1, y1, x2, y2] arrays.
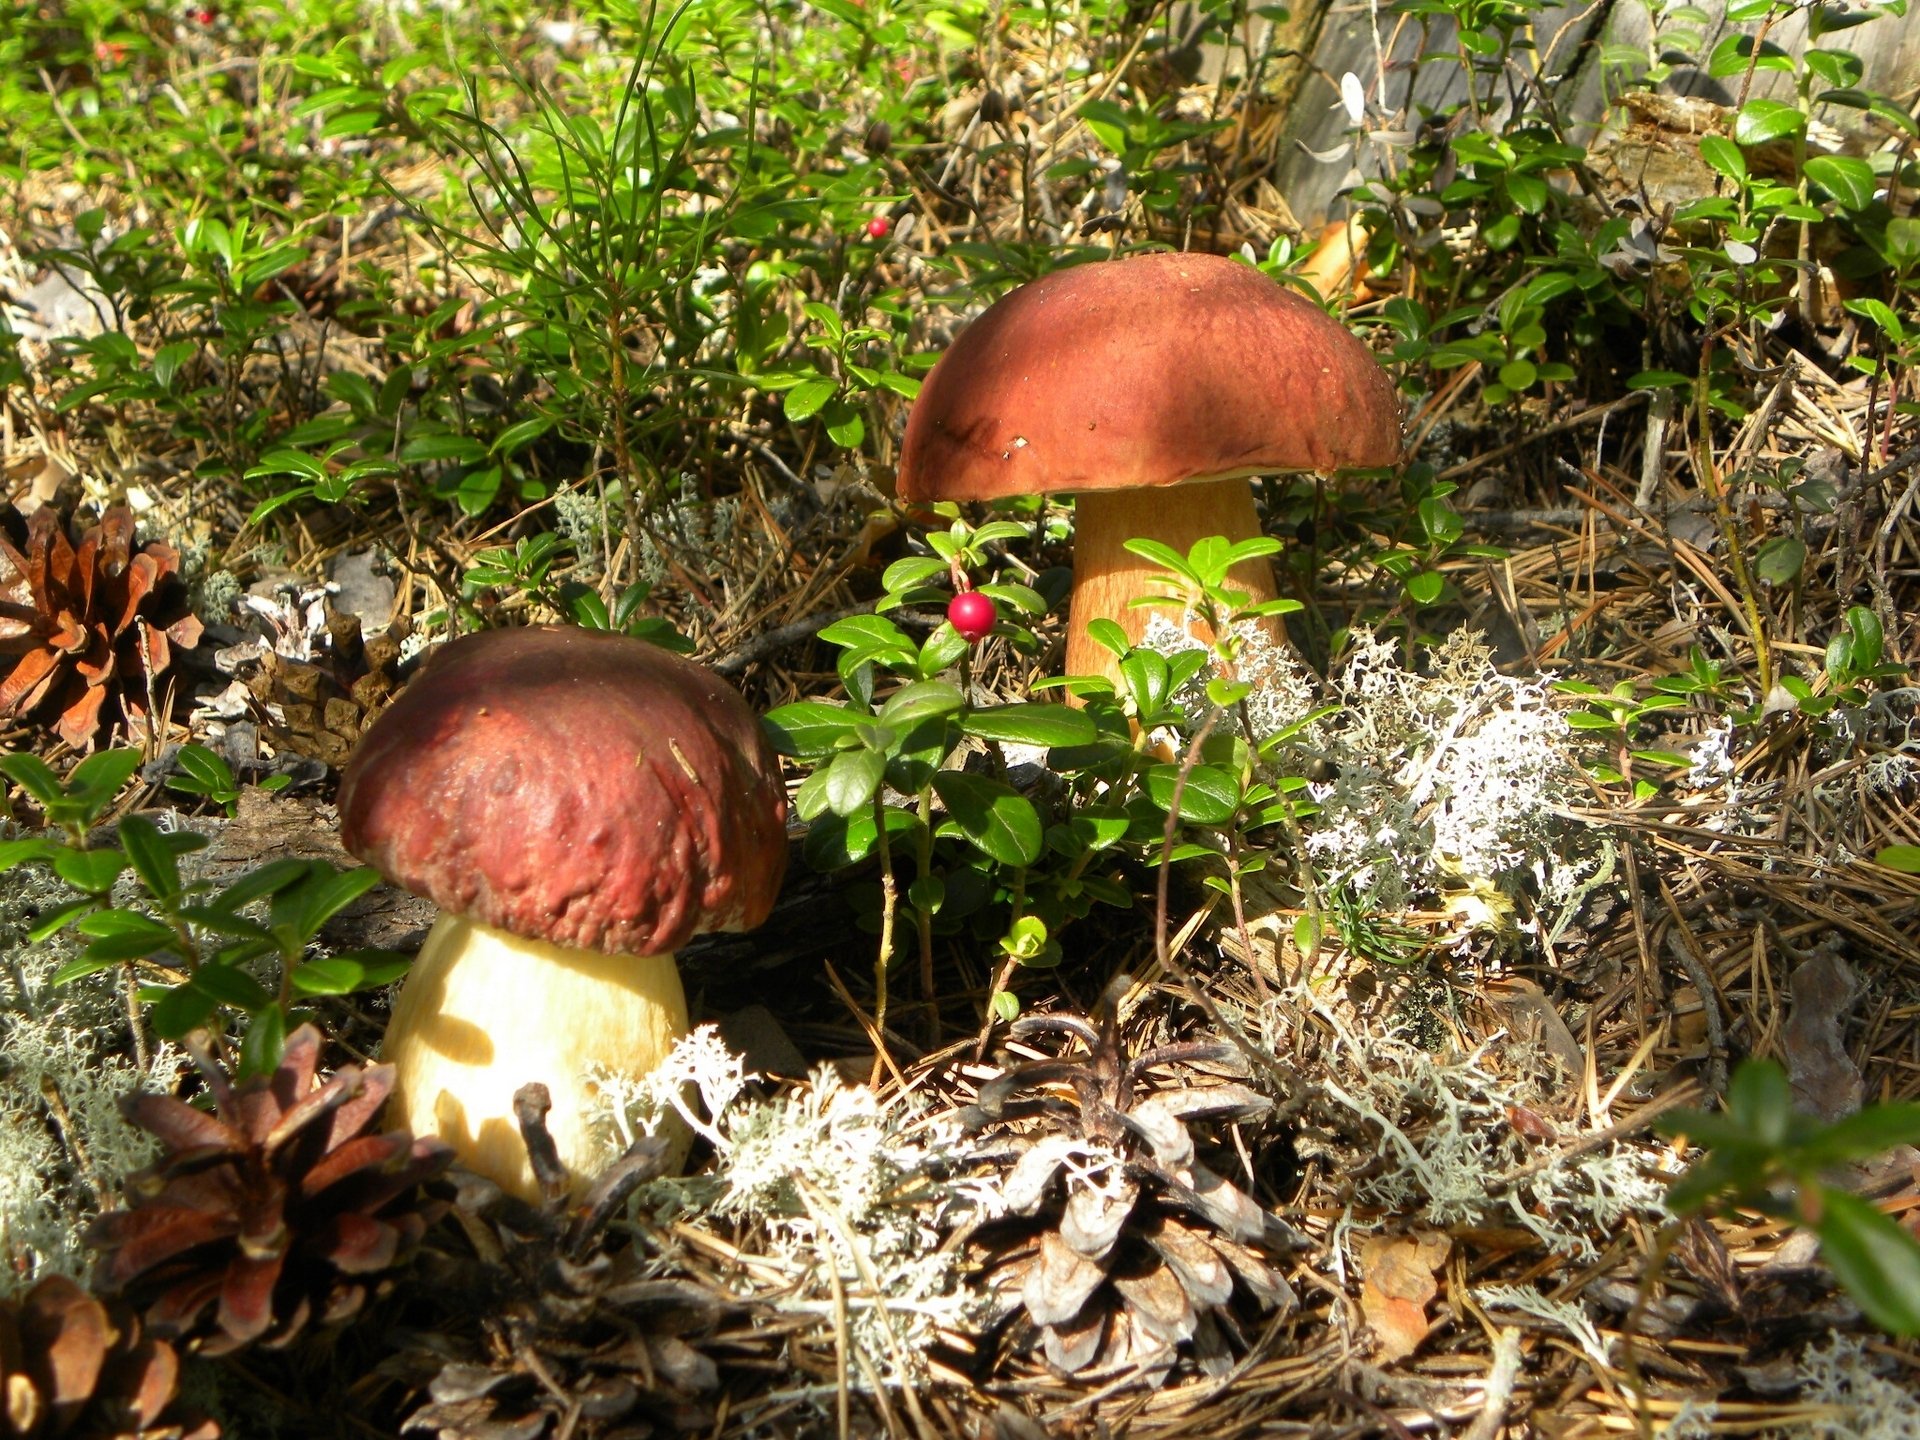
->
[[1359, 1230, 1450, 1363]]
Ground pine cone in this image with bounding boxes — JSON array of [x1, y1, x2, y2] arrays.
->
[[963, 978, 1295, 1380], [89, 1026, 451, 1356], [402, 1086, 749, 1439], [0, 507, 202, 750], [0, 1275, 217, 1439]]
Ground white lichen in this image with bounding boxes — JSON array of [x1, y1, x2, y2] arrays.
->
[[1141, 623, 1600, 932], [0, 865, 164, 1292], [1294, 1005, 1667, 1261], [589, 1028, 990, 1392], [1790, 1332, 1920, 1440]]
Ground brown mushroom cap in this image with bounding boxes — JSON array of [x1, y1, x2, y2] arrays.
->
[[896, 251, 1402, 503], [339, 626, 788, 956]]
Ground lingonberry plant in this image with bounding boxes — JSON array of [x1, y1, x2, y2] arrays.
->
[[0, 750, 408, 1077]]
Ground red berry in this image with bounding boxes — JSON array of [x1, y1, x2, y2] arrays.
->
[[865, 216, 891, 240], [193, 7, 216, 21], [947, 591, 996, 642]]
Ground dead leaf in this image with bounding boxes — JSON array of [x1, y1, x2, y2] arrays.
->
[[1784, 950, 1861, 1123], [1359, 1230, 1450, 1362]]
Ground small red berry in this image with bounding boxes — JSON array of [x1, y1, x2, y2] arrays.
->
[[193, 6, 217, 22], [947, 591, 996, 643], [865, 216, 891, 240]]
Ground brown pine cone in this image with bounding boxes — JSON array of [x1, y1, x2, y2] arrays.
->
[[89, 1026, 451, 1356], [0, 1275, 217, 1439], [0, 506, 202, 750], [962, 978, 1295, 1380], [401, 1086, 751, 1440]]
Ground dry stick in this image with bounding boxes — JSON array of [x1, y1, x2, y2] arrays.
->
[[1458, 1328, 1525, 1440], [1663, 925, 1728, 1104]]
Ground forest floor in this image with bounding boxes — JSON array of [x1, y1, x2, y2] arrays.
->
[[4, 2, 1920, 1436]]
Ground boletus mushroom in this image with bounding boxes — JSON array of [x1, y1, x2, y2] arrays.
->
[[895, 251, 1402, 692], [338, 625, 787, 1198]]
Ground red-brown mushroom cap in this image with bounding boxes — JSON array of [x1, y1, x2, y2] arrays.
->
[[339, 626, 788, 956], [896, 251, 1402, 503]]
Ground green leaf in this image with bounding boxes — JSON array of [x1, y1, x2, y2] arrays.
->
[[823, 748, 886, 817], [0, 838, 56, 873], [1120, 536, 1195, 580], [239, 1006, 287, 1079], [0, 753, 63, 807], [783, 376, 837, 422], [211, 858, 322, 913], [1812, 1186, 1920, 1335], [932, 772, 1044, 867], [276, 864, 383, 944], [52, 847, 128, 894], [877, 679, 966, 730], [63, 748, 143, 825], [1118, 649, 1172, 715], [818, 614, 913, 652], [916, 623, 970, 676], [147, 984, 219, 1039], [991, 989, 1020, 1023], [74, 909, 178, 944], [1804, 154, 1875, 210], [185, 964, 272, 1011], [1068, 807, 1132, 853], [1143, 763, 1241, 826], [1699, 134, 1747, 182], [1734, 99, 1806, 146], [50, 953, 126, 985], [1406, 570, 1446, 606], [1876, 845, 1920, 873], [961, 704, 1097, 748], [1753, 535, 1807, 586], [291, 954, 398, 995], [880, 557, 947, 593], [1798, 1103, 1920, 1165], [170, 743, 237, 797], [490, 416, 553, 456], [117, 815, 183, 900], [763, 701, 861, 757], [1084, 619, 1131, 659], [29, 898, 97, 945], [1728, 1059, 1793, 1146]]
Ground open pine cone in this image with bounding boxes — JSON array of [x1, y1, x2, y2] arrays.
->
[[1, 1275, 216, 1439], [402, 1085, 752, 1440], [0, 506, 202, 750], [89, 1026, 451, 1357], [963, 978, 1295, 1381]]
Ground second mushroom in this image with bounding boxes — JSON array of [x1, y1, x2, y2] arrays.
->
[[895, 251, 1403, 691]]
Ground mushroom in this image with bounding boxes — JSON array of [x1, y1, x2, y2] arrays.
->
[[338, 625, 787, 1198], [895, 251, 1402, 690]]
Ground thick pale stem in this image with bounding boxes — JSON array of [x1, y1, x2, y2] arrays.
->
[[382, 913, 688, 1199], [1063, 477, 1284, 692]]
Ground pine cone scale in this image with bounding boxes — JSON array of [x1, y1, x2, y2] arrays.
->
[[966, 979, 1295, 1384], [92, 1027, 449, 1356], [0, 506, 201, 748], [91, 1208, 244, 1288], [0, 1277, 217, 1439]]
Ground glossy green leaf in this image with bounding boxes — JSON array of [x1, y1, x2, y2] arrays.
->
[[961, 704, 1097, 748], [823, 748, 886, 816], [933, 772, 1044, 867], [763, 701, 862, 757], [1734, 99, 1806, 146], [1813, 1187, 1920, 1335], [1143, 763, 1240, 826]]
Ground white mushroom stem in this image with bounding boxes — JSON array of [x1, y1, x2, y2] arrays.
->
[[1064, 477, 1286, 695], [381, 912, 688, 1200]]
